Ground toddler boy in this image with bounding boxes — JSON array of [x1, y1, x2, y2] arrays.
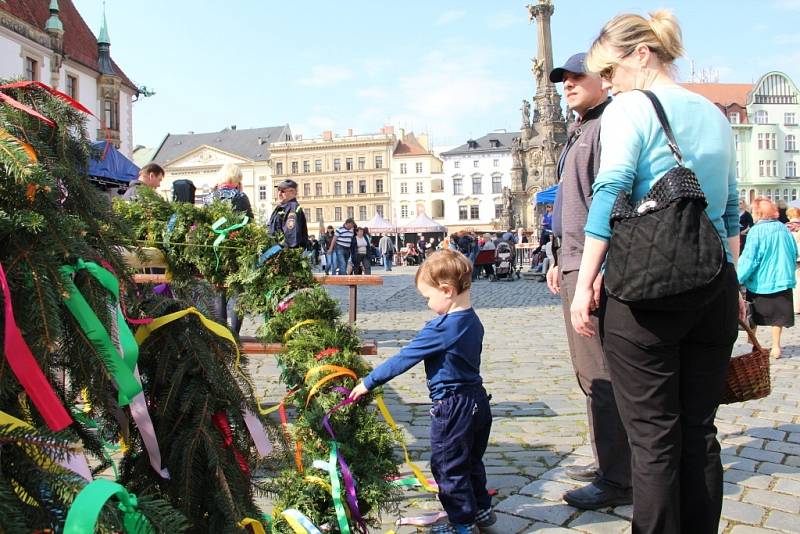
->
[[349, 250, 495, 534]]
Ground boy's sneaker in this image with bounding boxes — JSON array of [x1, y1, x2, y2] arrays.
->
[[475, 508, 497, 530], [427, 523, 478, 534]]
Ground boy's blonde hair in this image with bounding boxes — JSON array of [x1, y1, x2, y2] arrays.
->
[[415, 249, 472, 294]]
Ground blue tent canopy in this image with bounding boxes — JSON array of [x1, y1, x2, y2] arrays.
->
[[535, 183, 559, 205], [88, 141, 139, 184]]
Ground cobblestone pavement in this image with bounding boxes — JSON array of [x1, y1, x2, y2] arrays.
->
[[243, 266, 800, 534]]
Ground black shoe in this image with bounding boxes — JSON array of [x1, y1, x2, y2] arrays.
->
[[565, 463, 598, 482], [563, 482, 632, 510]]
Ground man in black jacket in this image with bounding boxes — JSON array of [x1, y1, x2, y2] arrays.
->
[[546, 53, 632, 510], [268, 179, 308, 249]]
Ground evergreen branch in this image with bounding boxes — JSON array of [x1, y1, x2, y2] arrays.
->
[[25, 257, 54, 351], [0, 128, 36, 180]]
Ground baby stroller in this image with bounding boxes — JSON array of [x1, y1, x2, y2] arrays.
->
[[492, 241, 519, 281]]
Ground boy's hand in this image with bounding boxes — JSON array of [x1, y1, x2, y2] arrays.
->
[[349, 381, 369, 401]]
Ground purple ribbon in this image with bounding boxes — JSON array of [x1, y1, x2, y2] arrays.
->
[[153, 283, 173, 298], [322, 387, 368, 534]]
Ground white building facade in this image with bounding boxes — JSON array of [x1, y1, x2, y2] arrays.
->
[[439, 131, 519, 232]]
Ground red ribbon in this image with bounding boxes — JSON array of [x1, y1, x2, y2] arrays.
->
[[212, 411, 250, 476], [314, 348, 340, 361], [0, 81, 92, 115], [0, 91, 55, 126], [0, 262, 72, 431]]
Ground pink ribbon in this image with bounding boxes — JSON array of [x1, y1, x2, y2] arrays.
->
[[242, 408, 273, 457], [58, 452, 92, 481], [0, 262, 72, 431]]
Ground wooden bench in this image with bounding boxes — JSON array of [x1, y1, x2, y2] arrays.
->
[[239, 337, 378, 356]]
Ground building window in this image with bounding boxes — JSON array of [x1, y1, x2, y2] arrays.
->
[[755, 110, 768, 124], [315, 182, 323, 196], [359, 206, 367, 220], [359, 180, 367, 194], [334, 158, 341, 171], [400, 182, 408, 194], [788, 161, 797, 178], [303, 160, 310, 173], [66, 75, 78, 99], [728, 112, 740, 124], [416, 162, 423, 173], [400, 163, 407, 174], [335, 207, 342, 220], [103, 99, 119, 130], [276, 162, 284, 175], [315, 159, 322, 172], [459, 206, 468, 220], [493, 159, 499, 167], [24, 57, 38, 81], [401, 205, 409, 218], [259, 185, 267, 201], [303, 183, 311, 196], [472, 175, 482, 195], [784, 188, 790, 200], [346, 157, 353, 171], [454, 161, 460, 169], [334, 182, 342, 195], [316, 208, 323, 222], [760, 160, 778, 177], [453, 177, 463, 195], [346, 181, 353, 194], [375, 155, 383, 169], [786, 135, 796, 152], [291, 161, 298, 174], [347, 206, 354, 219], [785, 112, 797, 126], [767, 133, 776, 150], [470, 205, 480, 219], [358, 157, 365, 170], [492, 175, 502, 194], [495, 204, 503, 218], [375, 179, 384, 193], [736, 160, 740, 178], [376, 205, 384, 216], [757, 133, 775, 150], [473, 160, 479, 168], [416, 182, 424, 193]]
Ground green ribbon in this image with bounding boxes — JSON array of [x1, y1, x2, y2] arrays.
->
[[64, 479, 154, 534], [312, 442, 350, 534], [71, 410, 121, 480], [211, 215, 249, 270], [60, 259, 141, 406]]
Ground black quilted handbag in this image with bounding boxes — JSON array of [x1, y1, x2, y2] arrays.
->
[[604, 90, 726, 310]]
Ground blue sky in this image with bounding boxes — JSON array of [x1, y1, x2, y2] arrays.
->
[[73, 0, 800, 151]]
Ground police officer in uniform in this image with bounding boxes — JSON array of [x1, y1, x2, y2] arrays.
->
[[268, 179, 308, 249]]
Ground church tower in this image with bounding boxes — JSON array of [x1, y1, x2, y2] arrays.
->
[[96, 6, 122, 148]]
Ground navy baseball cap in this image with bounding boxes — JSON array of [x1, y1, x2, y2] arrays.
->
[[275, 179, 298, 190], [549, 53, 587, 83]]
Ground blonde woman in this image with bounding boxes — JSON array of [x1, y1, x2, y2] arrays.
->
[[786, 207, 800, 314], [569, 11, 741, 533]]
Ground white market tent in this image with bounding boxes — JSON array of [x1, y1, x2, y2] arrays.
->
[[363, 213, 396, 235], [398, 213, 447, 234]]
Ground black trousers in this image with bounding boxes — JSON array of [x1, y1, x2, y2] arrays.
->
[[560, 270, 631, 489], [214, 290, 242, 335], [429, 386, 492, 525], [602, 263, 738, 534]]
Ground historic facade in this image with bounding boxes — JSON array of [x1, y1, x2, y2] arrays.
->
[[0, 1, 138, 155], [391, 131, 445, 227], [268, 128, 396, 234], [151, 125, 292, 220], [505, 0, 568, 230], [439, 131, 519, 233], [684, 72, 800, 204]]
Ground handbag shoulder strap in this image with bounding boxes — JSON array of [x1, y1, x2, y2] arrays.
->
[[636, 89, 684, 166]]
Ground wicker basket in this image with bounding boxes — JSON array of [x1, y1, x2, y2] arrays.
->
[[721, 320, 771, 404]]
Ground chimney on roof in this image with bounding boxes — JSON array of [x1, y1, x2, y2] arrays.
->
[[347, 128, 353, 137], [231, 125, 237, 130], [257, 136, 264, 145], [467, 139, 478, 149], [323, 130, 333, 141], [383, 125, 395, 135], [399, 128, 406, 140]]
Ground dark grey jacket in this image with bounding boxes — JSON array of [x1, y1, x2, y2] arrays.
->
[[554, 98, 610, 273]]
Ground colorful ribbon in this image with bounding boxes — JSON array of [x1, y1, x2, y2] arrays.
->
[[134, 306, 273, 458], [238, 517, 267, 534], [64, 479, 154, 534], [212, 412, 250, 475], [211, 215, 249, 270], [278, 396, 304, 472], [311, 442, 351, 534], [0, 262, 72, 431], [283, 319, 320, 343], [281, 509, 322, 534], [257, 244, 284, 267], [376, 394, 437, 493], [304, 365, 357, 408], [0, 409, 91, 481]]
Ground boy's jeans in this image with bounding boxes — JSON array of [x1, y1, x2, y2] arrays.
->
[[429, 385, 492, 525]]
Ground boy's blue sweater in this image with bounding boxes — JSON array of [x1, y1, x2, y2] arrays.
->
[[363, 308, 484, 400]]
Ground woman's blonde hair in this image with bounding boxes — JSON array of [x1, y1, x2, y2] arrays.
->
[[586, 10, 684, 75], [786, 207, 800, 220], [216, 163, 243, 186], [751, 197, 778, 221]]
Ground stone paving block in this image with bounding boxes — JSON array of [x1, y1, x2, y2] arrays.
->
[[524, 523, 576, 533], [739, 446, 785, 463], [764, 509, 800, 533], [742, 488, 800, 513], [519, 479, 577, 501], [729, 527, 780, 534], [567, 511, 630, 533], [485, 512, 532, 534], [495, 495, 577, 525], [721, 435, 766, 449], [720, 498, 766, 524], [789, 432, 800, 444], [723, 482, 744, 499], [774, 478, 800, 496], [758, 462, 800, 481], [786, 455, 800, 468], [766, 440, 800, 456], [487, 474, 531, 490], [745, 427, 787, 441], [612, 505, 632, 520], [722, 454, 759, 472]]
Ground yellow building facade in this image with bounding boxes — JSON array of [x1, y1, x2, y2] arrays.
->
[[269, 128, 396, 235]]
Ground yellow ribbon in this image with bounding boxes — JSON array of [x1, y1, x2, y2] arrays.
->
[[134, 306, 270, 415], [283, 319, 319, 343], [238, 517, 266, 534], [375, 395, 438, 493], [303, 365, 357, 407], [0, 410, 55, 506], [304, 475, 332, 494]]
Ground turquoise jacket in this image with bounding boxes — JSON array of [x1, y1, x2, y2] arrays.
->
[[738, 220, 798, 294]]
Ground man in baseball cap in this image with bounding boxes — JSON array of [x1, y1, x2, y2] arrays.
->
[[268, 178, 308, 248]]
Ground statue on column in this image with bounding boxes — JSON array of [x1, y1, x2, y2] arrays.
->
[[520, 99, 531, 129], [511, 137, 523, 168], [531, 57, 545, 87], [502, 186, 514, 214]]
